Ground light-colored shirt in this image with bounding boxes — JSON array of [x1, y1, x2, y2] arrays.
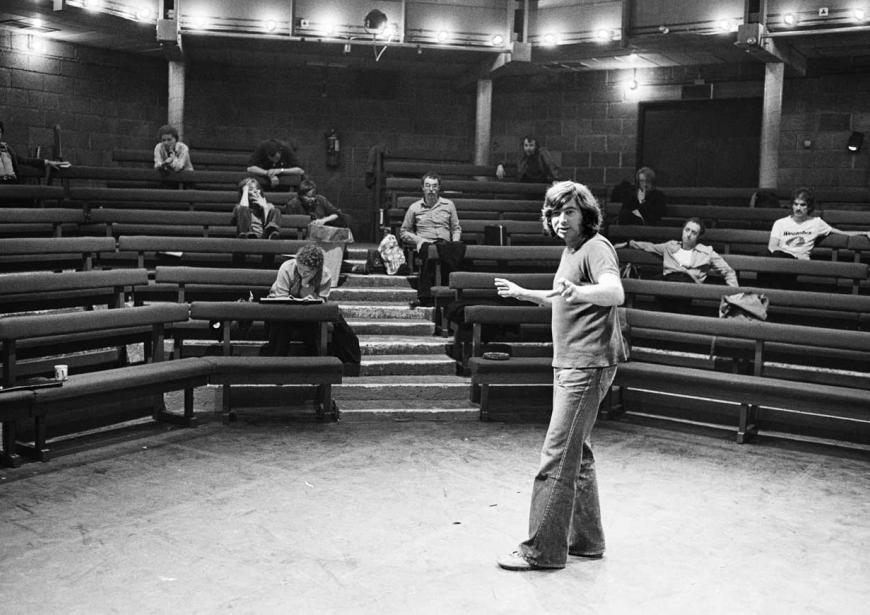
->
[[153, 141, 193, 172], [269, 259, 333, 300], [551, 234, 627, 368], [630, 239, 738, 286], [769, 216, 832, 260], [399, 197, 462, 250]]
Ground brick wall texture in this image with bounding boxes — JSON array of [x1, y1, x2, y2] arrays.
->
[[1, 31, 868, 240]]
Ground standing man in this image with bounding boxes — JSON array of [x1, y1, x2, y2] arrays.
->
[[247, 138, 305, 190], [400, 172, 462, 306], [494, 181, 626, 571], [496, 135, 560, 183]]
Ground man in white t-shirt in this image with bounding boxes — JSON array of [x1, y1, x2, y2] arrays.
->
[[768, 188, 869, 260]]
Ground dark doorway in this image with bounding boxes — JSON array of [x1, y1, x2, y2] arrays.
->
[[639, 98, 762, 187]]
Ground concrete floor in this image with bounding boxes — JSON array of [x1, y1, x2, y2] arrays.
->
[[0, 414, 868, 615]]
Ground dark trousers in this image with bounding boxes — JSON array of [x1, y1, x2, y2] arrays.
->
[[660, 272, 696, 312], [261, 322, 318, 356], [758, 250, 799, 290]]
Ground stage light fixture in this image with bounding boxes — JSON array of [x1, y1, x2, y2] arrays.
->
[[364, 9, 387, 35], [854, 7, 867, 21], [595, 29, 610, 41], [782, 13, 797, 26], [436, 30, 450, 43], [542, 32, 559, 46], [490, 33, 505, 46], [379, 22, 398, 40], [135, 6, 154, 21], [189, 14, 209, 30], [847, 131, 864, 152]]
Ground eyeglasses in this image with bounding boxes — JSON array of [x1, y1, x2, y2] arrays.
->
[[423, 183, 439, 190]]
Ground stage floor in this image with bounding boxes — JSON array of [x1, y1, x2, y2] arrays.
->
[[1, 415, 868, 614]]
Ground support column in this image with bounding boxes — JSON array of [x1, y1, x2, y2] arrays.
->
[[168, 60, 186, 137], [474, 78, 493, 166], [759, 62, 783, 190]]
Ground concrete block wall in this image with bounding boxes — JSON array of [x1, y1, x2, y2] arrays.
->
[[0, 31, 166, 166]]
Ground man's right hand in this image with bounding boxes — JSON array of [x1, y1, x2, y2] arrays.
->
[[496, 164, 505, 180]]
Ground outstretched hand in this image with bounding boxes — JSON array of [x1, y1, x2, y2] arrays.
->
[[546, 277, 581, 303], [494, 277, 520, 298]]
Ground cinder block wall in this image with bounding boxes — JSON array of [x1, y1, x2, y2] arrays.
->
[[2, 28, 867, 240]]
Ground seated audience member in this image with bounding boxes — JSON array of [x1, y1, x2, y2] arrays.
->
[[287, 179, 346, 227], [263, 243, 333, 356], [153, 124, 193, 173], [247, 138, 304, 190], [233, 178, 282, 240], [614, 217, 738, 287], [400, 172, 463, 306], [763, 187, 870, 288], [617, 166, 667, 226], [0, 120, 70, 184], [496, 135, 560, 183]]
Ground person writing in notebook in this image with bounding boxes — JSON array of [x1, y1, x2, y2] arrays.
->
[[263, 243, 332, 356]]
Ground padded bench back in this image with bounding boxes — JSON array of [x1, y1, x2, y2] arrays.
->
[[0, 268, 148, 294], [118, 235, 306, 255], [155, 266, 277, 287], [189, 301, 339, 323], [449, 271, 554, 291], [0, 236, 116, 256]]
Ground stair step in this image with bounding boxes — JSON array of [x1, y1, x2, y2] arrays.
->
[[334, 377, 470, 400], [340, 303, 433, 320], [339, 273, 416, 288], [358, 335, 450, 356], [357, 354, 456, 376], [336, 406, 479, 422], [331, 287, 417, 302], [348, 319, 435, 336]]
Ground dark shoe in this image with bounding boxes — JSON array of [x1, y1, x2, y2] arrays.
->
[[496, 550, 562, 571], [568, 550, 604, 559]]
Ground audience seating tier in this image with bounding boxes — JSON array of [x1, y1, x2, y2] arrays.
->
[[50, 166, 302, 191], [0, 269, 148, 313], [468, 307, 870, 442], [147, 266, 277, 303], [113, 236, 307, 269], [0, 236, 117, 272]]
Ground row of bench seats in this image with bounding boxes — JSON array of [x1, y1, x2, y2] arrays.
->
[[465, 306, 870, 443], [0, 206, 311, 240], [0, 301, 344, 467], [0, 236, 309, 272]]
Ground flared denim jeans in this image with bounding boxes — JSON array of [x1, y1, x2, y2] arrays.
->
[[519, 364, 617, 568]]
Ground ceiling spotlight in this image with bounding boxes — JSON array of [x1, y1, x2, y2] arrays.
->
[[490, 33, 505, 46], [847, 131, 864, 153], [135, 6, 154, 21], [853, 8, 867, 21], [363, 9, 387, 34], [263, 19, 278, 33], [436, 30, 450, 43], [542, 32, 559, 46], [782, 13, 797, 26]]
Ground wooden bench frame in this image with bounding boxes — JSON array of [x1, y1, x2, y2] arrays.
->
[[0, 268, 148, 314], [0, 236, 117, 272], [466, 307, 870, 443], [114, 235, 307, 269]]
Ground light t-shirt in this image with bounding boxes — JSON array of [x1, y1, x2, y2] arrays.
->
[[551, 234, 627, 368], [770, 216, 832, 260], [673, 248, 693, 268]]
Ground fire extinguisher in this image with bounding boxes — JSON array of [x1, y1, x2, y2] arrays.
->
[[326, 129, 340, 168]]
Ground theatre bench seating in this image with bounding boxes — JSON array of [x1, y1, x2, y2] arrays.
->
[[466, 307, 870, 443]]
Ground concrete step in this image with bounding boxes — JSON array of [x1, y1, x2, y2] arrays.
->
[[339, 273, 415, 289], [333, 375, 470, 401], [348, 319, 435, 336], [358, 335, 451, 356], [336, 405, 479, 422], [340, 303, 433, 320], [331, 287, 417, 303], [357, 354, 456, 377]]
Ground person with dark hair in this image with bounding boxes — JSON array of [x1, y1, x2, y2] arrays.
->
[[233, 177, 282, 239], [287, 179, 346, 227], [263, 243, 333, 356], [496, 135, 560, 183], [247, 138, 304, 189], [614, 217, 738, 287], [153, 124, 193, 173], [763, 188, 869, 288], [616, 166, 667, 226], [400, 172, 463, 306], [493, 181, 626, 572], [0, 120, 70, 184]]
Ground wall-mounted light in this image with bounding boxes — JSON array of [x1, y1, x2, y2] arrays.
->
[[782, 13, 797, 26], [658, 25, 670, 34], [436, 30, 450, 43], [82, 0, 102, 10], [189, 14, 209, 30], [595, 29, 611, 41], [263, 19, 278, 33], [847, 131, 864, 153], [135, 6, 154, 22], [853, 7, 867, 21], [490, 33, 505, 46]]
